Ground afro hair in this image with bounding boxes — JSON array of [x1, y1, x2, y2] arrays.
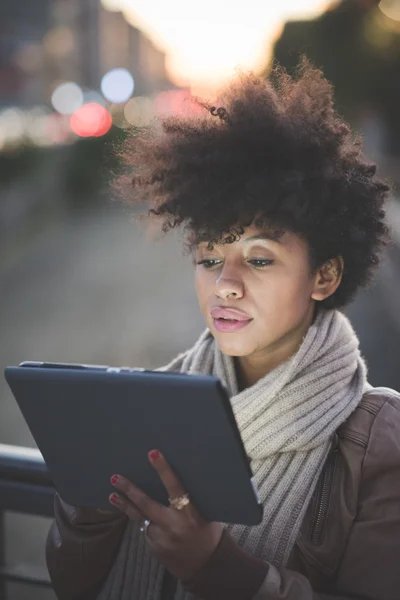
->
[[115, 58, 390, 309]]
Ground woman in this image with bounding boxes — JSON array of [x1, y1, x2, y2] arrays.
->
[[46, 60, 400, 600]]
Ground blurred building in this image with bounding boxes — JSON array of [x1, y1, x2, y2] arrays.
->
[[0, 0, 171, 109], [0, 1, 52, 107], [272, 0, 400, 160], [98, 8, 170, 96], [0, 0, 174, 248]]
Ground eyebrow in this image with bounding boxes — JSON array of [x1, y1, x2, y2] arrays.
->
[[243, 232, 283, 244], [196, 230, 284, 250]]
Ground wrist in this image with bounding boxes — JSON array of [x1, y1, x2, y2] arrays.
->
[[183, 529, 269, 600]]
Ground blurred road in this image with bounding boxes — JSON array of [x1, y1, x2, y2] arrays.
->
[[345, 199, 400, 390], [346, 241, 400, 391], [1, 201, 399, 599]]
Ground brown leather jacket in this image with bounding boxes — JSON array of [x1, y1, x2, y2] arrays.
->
[[46, 387, 400, 600]]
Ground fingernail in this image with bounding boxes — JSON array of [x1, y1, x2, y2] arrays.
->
[[110, 475, 119, 485], [109, 493, 119, 504], [149, 450, 160, 461]]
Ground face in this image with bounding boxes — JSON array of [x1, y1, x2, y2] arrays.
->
[[194, 224, 320, 362]]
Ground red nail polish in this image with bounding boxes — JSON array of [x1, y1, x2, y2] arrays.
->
[[110, 475, 119, 485], [149, 450, 160, 461], [110, 493, 118, 504]]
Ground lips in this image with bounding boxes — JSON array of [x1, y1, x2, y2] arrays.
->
[[211, 307, 252, 322]]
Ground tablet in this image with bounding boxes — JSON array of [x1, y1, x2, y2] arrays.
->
[[4, 362, 263, 526]]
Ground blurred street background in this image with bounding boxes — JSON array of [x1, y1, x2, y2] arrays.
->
[[0, 0, 399, 598]]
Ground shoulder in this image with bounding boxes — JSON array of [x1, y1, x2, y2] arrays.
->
[[337, 387, 400, 512], [341, 387, 400, 516], [361, 388, 400, 486], [334, 388, 400, 598], [338, 386, 400, 450]]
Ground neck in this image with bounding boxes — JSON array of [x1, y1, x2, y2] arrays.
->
[[235, 304, 317, 391]]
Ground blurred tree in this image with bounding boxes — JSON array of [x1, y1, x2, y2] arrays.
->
[[60, 127, 126, 208], [272, 0, 400, 156], [0, 126, 128, 248]]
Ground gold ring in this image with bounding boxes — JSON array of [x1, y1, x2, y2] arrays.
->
[[168, 493, 190, 510]]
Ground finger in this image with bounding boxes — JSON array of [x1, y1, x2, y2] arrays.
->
[[110, 474, 168, 525], [109, 492, 144, 521], [148, 450, 192, 512]]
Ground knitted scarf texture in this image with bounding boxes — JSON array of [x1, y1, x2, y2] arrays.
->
[[98, 308, 369, 600]]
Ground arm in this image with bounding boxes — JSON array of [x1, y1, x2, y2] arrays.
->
[[46, 494, 128, 600], [184, 396, 400, 600], [183, 531, 356, 600]]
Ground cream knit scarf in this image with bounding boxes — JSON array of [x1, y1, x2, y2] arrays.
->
[[98, 308, 370, 600]]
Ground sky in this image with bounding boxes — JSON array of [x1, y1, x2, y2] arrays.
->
[[100, 0, 334, 91]]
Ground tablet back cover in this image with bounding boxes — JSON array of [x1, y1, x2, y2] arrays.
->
[[5, 366, 263, 525]]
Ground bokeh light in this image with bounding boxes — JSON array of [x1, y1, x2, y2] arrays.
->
[[43, 26, 75, 58], [26, 110, 54, 146], [153, 89, 203, 118], [70, 103, 113, 137], [100, 0, 122, 10], [0, 109, 26, 147], [120, 0, 332, 87], [108, 103, 127, 128], [0, 106, 74, 148], [44, 113, 71, 144], [13, 43, 43, 73], [124, 96, 154, 126], [51, 82, 84, 115], [379, 0, 400, 22], [100, 68, 135, 103]]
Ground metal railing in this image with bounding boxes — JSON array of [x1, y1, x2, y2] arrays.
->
[[0, 443, 55, 597]]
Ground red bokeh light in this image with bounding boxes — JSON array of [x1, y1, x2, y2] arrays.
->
[[45, 112, 71, 144], [70, 103, 112, 137], [153, 89, 203, 118]]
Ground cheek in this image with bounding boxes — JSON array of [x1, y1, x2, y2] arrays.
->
[[194, 271, 210, 311], [255, 271, 314, 319]]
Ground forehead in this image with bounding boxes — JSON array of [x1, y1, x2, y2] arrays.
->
[[196, 224, 285, 247]]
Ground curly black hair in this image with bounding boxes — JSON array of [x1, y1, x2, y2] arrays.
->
[[115, 58, 390, 309]]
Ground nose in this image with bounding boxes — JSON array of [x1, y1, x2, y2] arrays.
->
[[215, 271, 244, 300]]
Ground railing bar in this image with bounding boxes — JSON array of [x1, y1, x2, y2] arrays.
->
[[0, 445, 56, 595], [0, 564, 51, 587], [0, 443, 52, 487], [0, 511, 5, 599]]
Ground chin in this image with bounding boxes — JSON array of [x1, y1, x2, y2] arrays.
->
[[214, 335, 255, 357]]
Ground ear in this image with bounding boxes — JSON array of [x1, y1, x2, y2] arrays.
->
[[311, 257, 344, 302]]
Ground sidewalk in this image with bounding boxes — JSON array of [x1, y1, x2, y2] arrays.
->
[[387, 197, 400, 247], [380, 198, 400, 330], [0, 203, 205, 599]]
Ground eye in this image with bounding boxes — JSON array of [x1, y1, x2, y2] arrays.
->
[[196, 258, 273, 269], [196, 259, 221, 269], [249, 259, 274, 268]]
